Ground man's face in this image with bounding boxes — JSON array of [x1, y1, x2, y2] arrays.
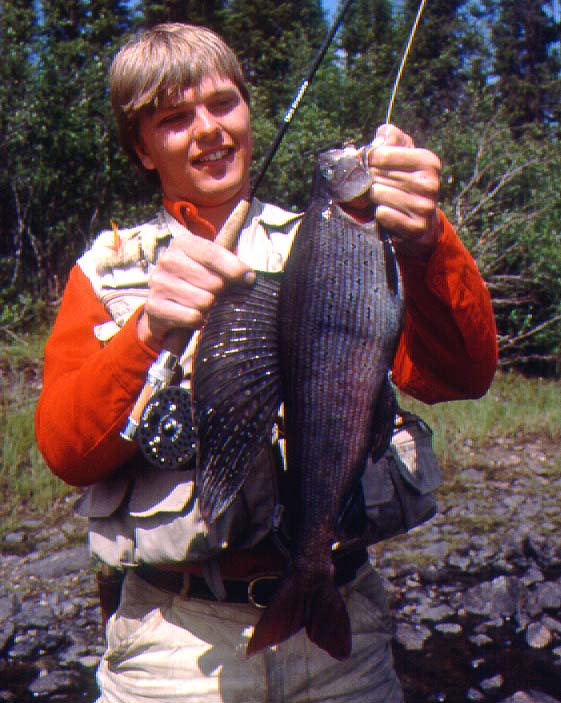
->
[[135, 75, 252, 209]]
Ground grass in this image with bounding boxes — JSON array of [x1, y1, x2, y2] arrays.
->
[[0, 327, 73, 533], [2, 400, 70, 501], [398, 371, 561, 473]]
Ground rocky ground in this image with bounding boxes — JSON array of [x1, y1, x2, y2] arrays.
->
[[0, 434, 560, 702]]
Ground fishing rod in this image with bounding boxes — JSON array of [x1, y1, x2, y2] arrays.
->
[[250, 0, 355, 197], [121, 0, 356, 460]]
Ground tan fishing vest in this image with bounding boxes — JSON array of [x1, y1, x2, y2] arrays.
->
[[75, 200, 301, 568], [75, 200, 443, 569]]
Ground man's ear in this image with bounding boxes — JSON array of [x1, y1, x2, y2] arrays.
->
[[134, 141, 156, 171]]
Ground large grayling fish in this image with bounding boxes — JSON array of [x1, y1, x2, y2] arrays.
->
[[191, 145, 405, 659]]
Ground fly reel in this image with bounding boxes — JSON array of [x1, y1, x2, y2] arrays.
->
[[137, 386, 197, 470]]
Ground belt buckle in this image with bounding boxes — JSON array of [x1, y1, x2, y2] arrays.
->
[[247, 575, 280, 609]]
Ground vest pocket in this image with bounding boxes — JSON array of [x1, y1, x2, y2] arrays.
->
[[338, 412, 443, 548], [79, 446, 279, 568]]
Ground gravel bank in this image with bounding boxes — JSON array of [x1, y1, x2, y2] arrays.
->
[[1, 435, 560, 702]]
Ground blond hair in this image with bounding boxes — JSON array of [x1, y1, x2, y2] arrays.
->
[[109, 23, 250, 171]]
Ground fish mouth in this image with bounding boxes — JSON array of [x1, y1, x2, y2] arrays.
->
[[192, 147, 235, 166], [334, 164, 372, 203], [343, 164, 371, 198], [319, 146, 373, 202]]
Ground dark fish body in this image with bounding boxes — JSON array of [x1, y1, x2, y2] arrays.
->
[[247, 148, 405, 659], [192, 146, 405, 660]]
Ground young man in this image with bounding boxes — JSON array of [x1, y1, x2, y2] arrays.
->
[[35, 23, 497, 703]]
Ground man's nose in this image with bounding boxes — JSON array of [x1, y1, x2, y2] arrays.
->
[[193, 107, 220, 139]]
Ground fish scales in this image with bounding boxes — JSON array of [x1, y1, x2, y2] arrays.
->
[[282, 209, 399, 542]]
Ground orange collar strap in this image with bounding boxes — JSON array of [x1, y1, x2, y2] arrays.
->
[[163, 197, 217, 241]]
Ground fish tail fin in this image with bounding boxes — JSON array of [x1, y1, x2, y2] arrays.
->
[[306, 580, 352, 660], [246, 576, 351, 661], [246, 577, 306, 657]]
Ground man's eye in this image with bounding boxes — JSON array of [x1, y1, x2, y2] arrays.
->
[[212, 95, 237, 111], [160, 112, 192, 126]]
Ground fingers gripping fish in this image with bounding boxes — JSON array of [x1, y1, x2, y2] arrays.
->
[[191, 145, 405, 660]]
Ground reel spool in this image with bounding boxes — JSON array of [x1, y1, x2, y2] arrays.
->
[[137, 386, 197, 470]]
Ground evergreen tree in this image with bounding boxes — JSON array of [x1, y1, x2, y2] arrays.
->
[[0, 0, 138, 302], [223, 0, 326, 115], [0, 0, 39, 292], [393, 0, 476, 136], [338, 0, 396, 142], [492, 0, 561, 133], [141, 0, 227, 33], [34, 1, 136, 277]]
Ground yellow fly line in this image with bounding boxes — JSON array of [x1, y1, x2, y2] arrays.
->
[[385, 0, 428, 124]]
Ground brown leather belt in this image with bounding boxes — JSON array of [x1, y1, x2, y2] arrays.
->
[[134, 548, 368, 608]]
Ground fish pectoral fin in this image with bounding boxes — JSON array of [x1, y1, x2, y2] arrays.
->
[[246, 575, 351, 661], [192, 272, 283, 523]]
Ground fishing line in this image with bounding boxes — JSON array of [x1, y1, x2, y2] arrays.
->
[[385, 0, 428, 124]]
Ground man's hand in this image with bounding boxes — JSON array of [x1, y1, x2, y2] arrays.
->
[[137, 232, 255, 349], [366, 123, 443, 258]]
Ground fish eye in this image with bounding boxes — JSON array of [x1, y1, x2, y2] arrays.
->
[[321, 164, 335, 181]]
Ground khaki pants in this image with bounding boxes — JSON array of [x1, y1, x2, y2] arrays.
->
[[96, 563, 403, 703]]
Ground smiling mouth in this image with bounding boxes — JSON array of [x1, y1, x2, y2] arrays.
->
[[195, 148, 233, 165]]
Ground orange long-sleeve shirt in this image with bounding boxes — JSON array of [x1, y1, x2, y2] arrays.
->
[[35, 211, 497, 487]]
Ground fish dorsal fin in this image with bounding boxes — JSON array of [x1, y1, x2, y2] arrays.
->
[[192, 272, 283, 522]]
